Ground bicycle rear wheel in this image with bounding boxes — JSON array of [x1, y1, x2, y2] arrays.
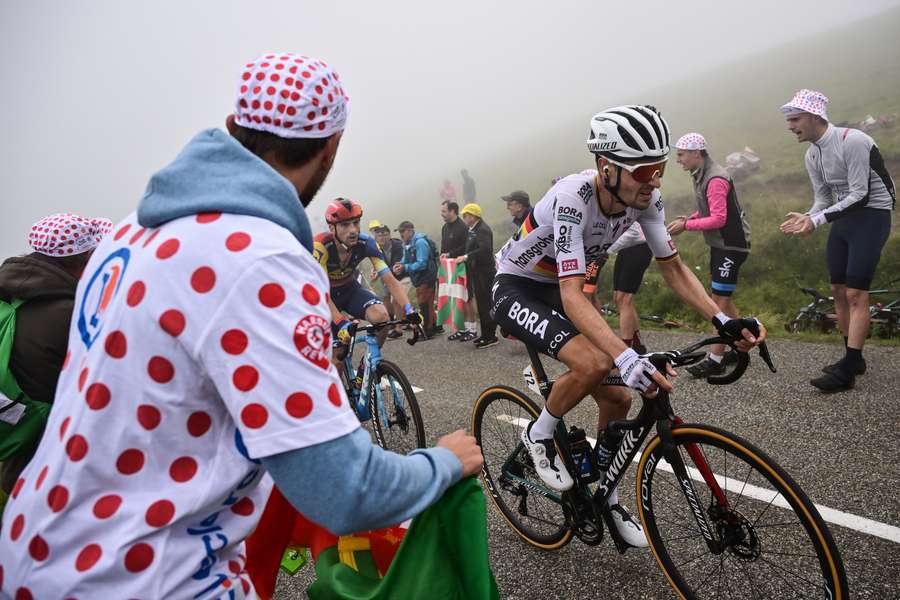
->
[[471, 385, 572, 550], [636, 423, 848, 600], [367, 360, 426, 453]]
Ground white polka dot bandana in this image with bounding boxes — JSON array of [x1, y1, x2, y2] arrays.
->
[[781, 89, 829, 120], [234, 53, 349, 139], [675, 132, 707, 151], [28, 213, 113, 256]]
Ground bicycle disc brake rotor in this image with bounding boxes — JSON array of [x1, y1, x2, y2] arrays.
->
[[710, 505, 760, 561]]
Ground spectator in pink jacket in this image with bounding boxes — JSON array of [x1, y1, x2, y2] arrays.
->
[[439, 179, 457, 203], [667, 133, 751, 378]]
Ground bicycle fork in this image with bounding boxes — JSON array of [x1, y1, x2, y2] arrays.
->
[[656, 418, 727, 555]]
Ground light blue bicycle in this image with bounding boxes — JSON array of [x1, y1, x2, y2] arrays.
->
[[335, 318, 426, 453]]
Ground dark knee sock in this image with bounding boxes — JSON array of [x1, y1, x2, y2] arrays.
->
[[843, 336, 848, 348]]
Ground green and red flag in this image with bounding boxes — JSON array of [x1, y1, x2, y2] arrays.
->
[[246, 478, 499, 600], [436, 257, 467, 332]]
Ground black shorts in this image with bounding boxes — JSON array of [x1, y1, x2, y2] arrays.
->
[[491, 275, 577, 359], [613, 243, 653, 294], [331, 280, 383, 319], [709, 248, 748, 297], [826, 208, 891, 291]]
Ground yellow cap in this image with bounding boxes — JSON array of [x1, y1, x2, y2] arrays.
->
[[460, 203, 482, 218], [368, 219, 384, 230]]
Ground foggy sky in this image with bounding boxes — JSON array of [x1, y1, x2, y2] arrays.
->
[[2, 0, 898, 255]]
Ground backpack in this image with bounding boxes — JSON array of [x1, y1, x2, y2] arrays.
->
[[424, 236, 439, 279], [0, 298, 51, 461]]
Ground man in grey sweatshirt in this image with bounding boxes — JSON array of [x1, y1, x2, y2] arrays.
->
[[780, 89, 895, 392]]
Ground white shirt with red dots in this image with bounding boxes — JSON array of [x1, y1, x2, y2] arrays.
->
[[0, 211, 361, 599]]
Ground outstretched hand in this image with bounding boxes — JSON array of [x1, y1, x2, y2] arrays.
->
[[780, 212, 814, 236]]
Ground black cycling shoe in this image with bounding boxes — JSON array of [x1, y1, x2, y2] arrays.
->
[[459, 331, 478, 342], [822, 358, 866, 376], [810, 369, 855, 392], [475, 337, 499, 349], [723, 350, 739, 366], [686, 358, 726, 378], [447, 330, 464, 341], [386, 329, 403, 340]]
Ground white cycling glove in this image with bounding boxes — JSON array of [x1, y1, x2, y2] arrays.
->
[[614, 348, 658, 393]]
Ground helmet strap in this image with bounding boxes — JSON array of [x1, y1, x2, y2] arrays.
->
[[599, 164, 628, 210]]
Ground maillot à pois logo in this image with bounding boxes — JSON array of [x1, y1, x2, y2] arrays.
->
[[78, 248, 130, 348]]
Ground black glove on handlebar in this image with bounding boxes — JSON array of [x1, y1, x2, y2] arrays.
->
[[712, 315, 761, 342]]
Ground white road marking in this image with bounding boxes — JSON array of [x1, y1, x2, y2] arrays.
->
[[411, 385, 423, 393], [494, 414, 900, 544]]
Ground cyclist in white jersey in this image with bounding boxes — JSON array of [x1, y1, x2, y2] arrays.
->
[[492, 105, 767, 547]]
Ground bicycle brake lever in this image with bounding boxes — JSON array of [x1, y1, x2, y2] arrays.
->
[[758, 342, 777, 373]]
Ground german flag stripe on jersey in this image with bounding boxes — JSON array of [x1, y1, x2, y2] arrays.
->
[[533, 255, 557, 278], [517, 212, 540, 239]]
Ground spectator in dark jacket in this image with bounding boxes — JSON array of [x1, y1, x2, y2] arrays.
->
[[458, 204, 498, 348], [439, 201, 468, 258], [502, 190, 531, 236], [440, 201, 479, 340], [0, 213, 112, 495], [461, 169, 476, 203], [369, 220, 407, 339], [393, 221, 440, 337]]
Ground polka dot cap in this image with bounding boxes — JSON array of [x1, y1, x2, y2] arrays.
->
[[28, 213, 113, 257], [781, 89, 829, 121], [675, 132, 707, 151], [234, 52, 349, 139]]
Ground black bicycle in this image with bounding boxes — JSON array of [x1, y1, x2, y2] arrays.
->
[[472, 333, 848, 599]]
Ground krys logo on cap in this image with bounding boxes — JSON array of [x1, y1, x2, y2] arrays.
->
[[78, 248, 130, 348], [294, 314, 331, 370]]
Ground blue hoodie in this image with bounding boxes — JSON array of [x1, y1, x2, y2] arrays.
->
[[138, 128, 314, 252], [135, 129, 461, 534], [401, 232, 436, 286]]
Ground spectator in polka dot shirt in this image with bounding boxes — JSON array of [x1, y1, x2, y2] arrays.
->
[[0, 213, 111, 500], [0, 53, 482, 600]]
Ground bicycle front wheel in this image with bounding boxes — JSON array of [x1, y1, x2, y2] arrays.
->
[[636, 423, 848, 600], [367, 360, 425, 453], [471, 385, 572, 550]]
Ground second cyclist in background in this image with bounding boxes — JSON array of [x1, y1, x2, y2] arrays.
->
[[315, 199, 420, 348]]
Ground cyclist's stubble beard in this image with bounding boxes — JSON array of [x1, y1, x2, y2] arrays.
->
[[598, 167, 654, 211]]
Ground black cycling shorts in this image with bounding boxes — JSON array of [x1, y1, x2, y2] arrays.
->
[[491, 274, 578, 359], [709, 248, 748, 297], [826, 208, 891, 291], [613, 243, 653, 294], [332, 279, 383, 319]]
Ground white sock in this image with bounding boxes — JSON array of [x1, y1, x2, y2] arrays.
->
[[466, 321, 477, 333], [606, 486, 619, 507], [709, 353, 724, 364], [529, 407, 560, 441]]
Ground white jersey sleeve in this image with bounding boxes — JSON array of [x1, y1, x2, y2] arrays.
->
[[637, 191, 678, 259], [553, 187, 589, 279], [607, 222, 645, 254], [196, 250, 361, 459]]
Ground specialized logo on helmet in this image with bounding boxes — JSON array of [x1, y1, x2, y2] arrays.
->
[[587, 141, 618, 152], [77, 248, 130, 349]]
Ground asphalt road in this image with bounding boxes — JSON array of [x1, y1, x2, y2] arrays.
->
[[275, 330, 900, 599]]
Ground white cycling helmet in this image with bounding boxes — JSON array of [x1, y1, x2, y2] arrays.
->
[[587, 105, 671, 164]]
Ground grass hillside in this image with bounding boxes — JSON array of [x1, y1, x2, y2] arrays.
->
[[387, 7, 900, 335]]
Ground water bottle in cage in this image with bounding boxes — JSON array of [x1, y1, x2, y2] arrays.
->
[[595, 428, 624, 473], [568, 426, 600, 483]]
